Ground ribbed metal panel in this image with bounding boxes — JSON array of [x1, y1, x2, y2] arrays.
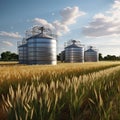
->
[[65, 47, 84, 63], [18, 44, 27, 64], [84, 48, 98, 62], [27, 37, 57, 65], [18, 26, 57, 65]]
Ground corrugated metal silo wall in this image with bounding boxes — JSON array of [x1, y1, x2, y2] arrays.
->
[[27, 37, 57, 65], [65, 47, 84, 62], [18, 44, 28, 64], [23, 45, 28, 64], [84, 51, 98, 62], [18, 46, 23, 64]]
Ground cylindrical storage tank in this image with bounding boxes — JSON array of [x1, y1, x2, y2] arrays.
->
[[18, 44, 27, 64], [84, 46, 98, 62], [65, 40, 84, 63], [27, 35, 57, 65], [23, 44, 27, 64], [18, 45, 24, 64]]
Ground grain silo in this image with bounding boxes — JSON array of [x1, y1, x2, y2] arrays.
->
[[65, 40, 84, 63], [18, 45, 24, 64], [18, 44, 27, 64], [18, 38, 28, 64], [18, 26, 57, 65], [84, 46, 98, 62]]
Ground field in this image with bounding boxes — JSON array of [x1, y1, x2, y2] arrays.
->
[[1, 61, 120, 120]]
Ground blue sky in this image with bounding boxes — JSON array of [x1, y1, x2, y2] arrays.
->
[[1, 0, 120, 56]]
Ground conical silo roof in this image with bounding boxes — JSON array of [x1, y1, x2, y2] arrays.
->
[[65, 44, 80, 48]]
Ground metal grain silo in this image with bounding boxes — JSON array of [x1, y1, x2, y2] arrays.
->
[[18, 45, 24, 64], [84, 46, 98, 62], [18, 41, 27, 64], [18, 26, 57, 65], [65, 40, 84, 63], [27, 26, 57, 65]]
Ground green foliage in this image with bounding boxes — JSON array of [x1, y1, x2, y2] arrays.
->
[[99, 53, 120, 61], [1, 51, 18, 61], [99, 53, 103, 61], [104, 55, 120, 61]]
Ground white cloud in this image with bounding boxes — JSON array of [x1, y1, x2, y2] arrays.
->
[[33, 6, 86, 36], [82, 0, 120, 37], [1, 41, 13, 46], [33, 18, 55, 30], [53, 20, 70, 36], [60, 6, 86, 25], [0, 31, 22, 38]]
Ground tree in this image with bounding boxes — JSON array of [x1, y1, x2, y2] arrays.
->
[[99, 53, 103, 61], [1, 51, 18, 61], [57, 54, 60, 61], [11, 53, 18, 60], [103, 55, 120, 61]]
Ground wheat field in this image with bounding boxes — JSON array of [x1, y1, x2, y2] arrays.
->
[[1, 62, 120, 120]]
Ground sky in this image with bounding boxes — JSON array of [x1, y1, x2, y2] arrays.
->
[[0, 0, 120, 56]]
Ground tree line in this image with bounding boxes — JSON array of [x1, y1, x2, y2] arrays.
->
[[99, 53, 120, 61], [0, 51, 120, 61], [0, 51, 18, 61]]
